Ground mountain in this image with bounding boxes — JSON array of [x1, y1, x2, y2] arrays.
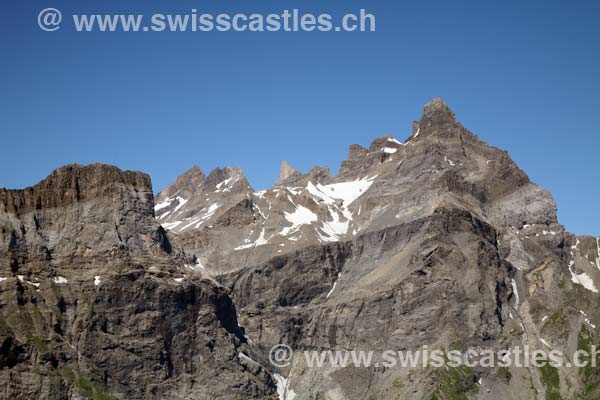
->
[[0, 164, 275, 399], [156, 98, 600, 399], [1, 99, 599, 400], [155, 165, 252, 233]]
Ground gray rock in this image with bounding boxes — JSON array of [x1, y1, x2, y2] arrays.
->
[[0, 164, 276, 400], [162, 98, 599, 399], [3, 98, 599, 400]]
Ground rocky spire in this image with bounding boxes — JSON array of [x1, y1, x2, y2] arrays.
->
[[412, 97, 460, 140], [423, 97, 455, 120], [275, 160, 299, 185]]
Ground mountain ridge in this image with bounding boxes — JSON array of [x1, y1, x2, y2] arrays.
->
[[1, 98, 599, 399]]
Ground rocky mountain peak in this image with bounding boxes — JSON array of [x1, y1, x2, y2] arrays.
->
[[154, 165, 254, 233], [412, 97, 461, 140], [307, 165, 331, 182], [275, 160, 300, 185], [4, 100, 598, 400], [347, 144, 368, 159], [424, 97, 454, 117], [158, 164, 205, 199], [206, 166, 252, 193], [177, 164, 204, 183]]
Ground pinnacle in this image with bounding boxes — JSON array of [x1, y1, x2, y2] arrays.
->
[[276, 160, 298, 184], [422, 97, 455, 120]]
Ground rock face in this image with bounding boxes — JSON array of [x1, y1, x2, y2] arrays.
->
[[275, 161, 301, 186], [0, 164, 275, 400], [157, 99, 600, 400], [2, 99, 600, 400], [154, 166, 252, 234]]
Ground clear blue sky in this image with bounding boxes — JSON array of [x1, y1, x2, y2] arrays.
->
[[1, 0, 598, 236]]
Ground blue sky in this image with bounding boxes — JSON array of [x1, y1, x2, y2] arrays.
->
[[1, 0, 599, 235]]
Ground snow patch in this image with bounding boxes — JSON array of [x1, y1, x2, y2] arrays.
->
[[17, 275, 40, 287], [155, 197, 175, 213], [172, 196, 189, 213], [238, 352, 258, 364], [234, 242, 254, 250], [307, 176, 375, 242], [273, 373, 296, 400], [53, 276, 68, 284], [569, 266, 598, 293], [287, 187, 303, 196], [579, 310, 596, 329], [317, 211, 349, 243], [542, 230, 557, 236], [178, 203, 221, 231], [162, 221, 183, 231], [307, 177, 375, 207], [255, 228, 270, 246], [236, 228, 271, 250], [326, 273, 342, 299], [382, 147, 397, 154], [216, 175, 241, 192], [511, 279, 520, 308], [216, 177, 233, 190], [94, 276, 101, 286], [281, 206, 318, 236], [185, 260, 207, 274]]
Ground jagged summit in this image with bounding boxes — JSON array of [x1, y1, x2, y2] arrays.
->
[[2, 100, 599, 400], [181, 164, 204, 181], [274, 160, 329, 187], [412, 97, 467, 141], [162, 98, 557, 256], [275, 160, 299, 185], [154, 165, 253, 232], [158, 164, 205, 199], [424, 97, 454, 117], [205, 166, 252, 192]]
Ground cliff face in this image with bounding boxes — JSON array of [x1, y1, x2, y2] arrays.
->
[[0, 163, 171, 274], [0, 164, 276, 400]]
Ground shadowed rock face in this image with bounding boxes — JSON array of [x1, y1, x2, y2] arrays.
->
[[0, 164, 276, 400], [2, 99, 599, 400]]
